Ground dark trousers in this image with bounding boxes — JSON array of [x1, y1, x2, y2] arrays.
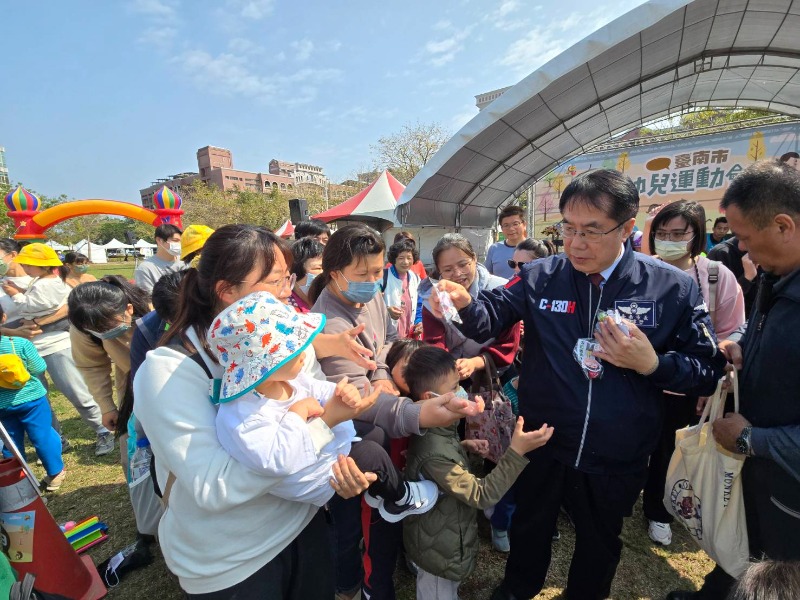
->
[[362, 503, 402, 600], [185, 508, 333, 599], [349, 439, 404, 502], [502, 453, 646, 600], [698, 458, 800, 599], [643, 393, 698, 522], [331, 423, 402, 598]]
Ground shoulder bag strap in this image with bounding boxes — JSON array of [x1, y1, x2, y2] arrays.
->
[[707, 260, 720, 330]]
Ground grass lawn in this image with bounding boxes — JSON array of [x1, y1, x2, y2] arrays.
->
[[38, 392, 714, 600], [87, 261, 137, 281]]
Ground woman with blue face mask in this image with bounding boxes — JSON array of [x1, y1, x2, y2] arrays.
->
[[308, 224, 477, 600], [67, 276, 151, 441], [288, 237, 324, 314]]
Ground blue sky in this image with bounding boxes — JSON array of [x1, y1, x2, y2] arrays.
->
[[2, 0, 644, 203]]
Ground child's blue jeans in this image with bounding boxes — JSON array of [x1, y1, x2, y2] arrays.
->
[[1, 396, 64, 477]]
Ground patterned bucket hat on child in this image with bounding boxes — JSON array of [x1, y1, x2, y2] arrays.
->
[[207, 291, 326, 403]]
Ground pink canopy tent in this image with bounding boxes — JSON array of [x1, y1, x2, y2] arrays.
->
[[275, 219, 294, 238], [313, 170, 404, 231]]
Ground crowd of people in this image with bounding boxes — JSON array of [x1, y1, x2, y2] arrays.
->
[[0, 159, 798, 600]]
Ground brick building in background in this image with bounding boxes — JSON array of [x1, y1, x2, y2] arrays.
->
[[140, 146, 296, 208]]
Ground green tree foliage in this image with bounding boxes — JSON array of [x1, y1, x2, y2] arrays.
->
[[181, 180, 337, 231], [371, 121, 450, 185], [639, 109, 776, 136], [95, 218, 155, 244]]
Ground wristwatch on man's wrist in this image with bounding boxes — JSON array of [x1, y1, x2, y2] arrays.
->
[[735, 426, 753, 456]]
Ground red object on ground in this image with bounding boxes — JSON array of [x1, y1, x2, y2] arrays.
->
[[0, 457, 106, 599]]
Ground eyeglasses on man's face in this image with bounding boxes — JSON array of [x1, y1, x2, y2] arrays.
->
[[500, 220, 524, 230], [558, 220, 626, 243]]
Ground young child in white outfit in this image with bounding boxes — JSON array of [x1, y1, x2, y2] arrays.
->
[[208, 291, 438, 522]]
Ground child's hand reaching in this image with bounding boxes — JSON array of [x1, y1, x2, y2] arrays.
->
[[509, 417, 554, 456], [288, 397, 324, 422], [461, 439, 490, 457], [334, 376, 362, 408], [321, 387, 380, 429]]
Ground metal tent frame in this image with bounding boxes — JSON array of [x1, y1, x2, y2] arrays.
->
[[397, 0, 800, 228]]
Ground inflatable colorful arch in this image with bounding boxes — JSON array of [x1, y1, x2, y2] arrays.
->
[[4, 186, 184, 241]]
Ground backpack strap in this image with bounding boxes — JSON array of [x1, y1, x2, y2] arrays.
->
[[165, 339, 213, 379], [382, 267, 389, 292], [707, 260, 720, 330]]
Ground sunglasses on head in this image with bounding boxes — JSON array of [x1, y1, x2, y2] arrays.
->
[[507, 260, 530, 270]]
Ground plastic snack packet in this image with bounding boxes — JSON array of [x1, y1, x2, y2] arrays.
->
[[595, 309, 631, 337], [432, 280, 463, 324]]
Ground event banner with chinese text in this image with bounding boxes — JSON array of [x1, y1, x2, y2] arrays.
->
[[534, 122, 800, 224]]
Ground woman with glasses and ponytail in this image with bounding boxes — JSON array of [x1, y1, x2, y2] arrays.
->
[[641, 199, 745, 547]]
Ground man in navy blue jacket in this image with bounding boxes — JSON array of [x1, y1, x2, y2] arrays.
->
[[433, 169, 726, 600], [669, 162, 800, 599]]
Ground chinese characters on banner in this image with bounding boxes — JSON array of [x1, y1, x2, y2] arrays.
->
[[533, 122, 800, 222]]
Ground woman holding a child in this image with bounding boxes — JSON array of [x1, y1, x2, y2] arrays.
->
[[133, 225, 477, 599], [133, 225, 379, 598]]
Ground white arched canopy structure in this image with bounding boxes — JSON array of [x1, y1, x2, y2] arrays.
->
[[396, 0, 800, 228]]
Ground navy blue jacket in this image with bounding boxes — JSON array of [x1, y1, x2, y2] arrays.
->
[[740, 269, 800, 514], [131, 310, 167, 383], [457, 245, 726, 475]]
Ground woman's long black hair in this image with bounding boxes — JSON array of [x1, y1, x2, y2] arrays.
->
[[67, 275, 151, 334]]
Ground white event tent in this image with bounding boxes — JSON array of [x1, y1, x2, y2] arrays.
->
[[397, 0, 800, 228]]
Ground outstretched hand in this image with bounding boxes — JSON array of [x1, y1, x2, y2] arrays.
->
[[418, 391, 484, 429], [509, 417, 554, 455], [428, 279, 472, 318], [314, 324, 378, 371]]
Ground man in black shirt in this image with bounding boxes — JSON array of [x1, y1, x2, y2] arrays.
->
[[707, 236, 759, 317]]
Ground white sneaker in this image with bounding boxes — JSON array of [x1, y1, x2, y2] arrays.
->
[[648, 520, 672, 546], [95, 432, 115, 456], [379, 480, 439, 523]]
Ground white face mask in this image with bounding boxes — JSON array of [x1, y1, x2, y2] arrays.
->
[[654, 239, 692, 261], [166, 241, 182, 258]]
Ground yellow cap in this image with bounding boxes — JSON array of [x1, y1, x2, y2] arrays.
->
[[181, 225, 215, 260], [15, 243, 63, 267], [0, 339, 31, 390]]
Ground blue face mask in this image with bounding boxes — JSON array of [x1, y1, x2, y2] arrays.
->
[[300, 273, 316, 294], [337, 272, 381, 304], [431, 386, 470, 400], [87, 318, 131, 340]]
